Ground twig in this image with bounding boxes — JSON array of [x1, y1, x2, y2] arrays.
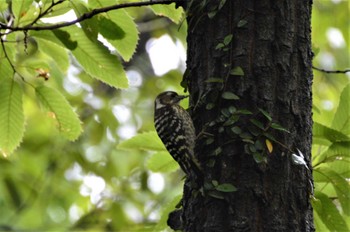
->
[[29, 0, 66, 27], [0, 0, 181, 32], [312, 66, 350, 74]]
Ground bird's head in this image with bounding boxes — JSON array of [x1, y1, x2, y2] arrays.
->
[[155, 91, 188, 109]]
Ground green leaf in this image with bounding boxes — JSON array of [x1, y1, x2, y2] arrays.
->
[[154, 195, 183, 231], [313, 167, 350, 215], [258, 108, 272, 121], [332, 84, 350, 135], [215, 183, 237, 193], [0, 79, 25, 156], [41, 0, 72, 17], [117, 131, 166, 151], [237, 19, 248, 28], [89, 0, 139, 61], [31, 26, 128, 88], [250, 119, 265, 130], [102, 10, 138, 62], [11, 1, 33, 25], [313, 191, 349, 231], [313, 122, 350, 143], [150, 4, 184, 24], [36, 38, 70, 73], [0, 44, 14, 83], [52, 29, 78, 50], [271, 122, 290, 133], [71, 1, 99, 40], [0, 1, 8, 12], [35, 85, 82, 141], [315, 142, 350, 165], [207, 191, 225, 199], [65, 26, 128, 89], [230, 66, 244, 76], [223, 34, 233, 45], [146, 151, 179, 173], [222, 92, 240, 100]]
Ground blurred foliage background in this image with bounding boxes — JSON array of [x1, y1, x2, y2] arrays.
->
[[0, 0, 349, 231]]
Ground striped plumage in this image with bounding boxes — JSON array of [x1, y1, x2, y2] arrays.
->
[[154, 91, 201, 176]]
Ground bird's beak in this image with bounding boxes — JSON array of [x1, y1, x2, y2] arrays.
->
[[176, 95, 188, 102]]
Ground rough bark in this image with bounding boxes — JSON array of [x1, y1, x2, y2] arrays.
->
[[169, 0, 314, 231]]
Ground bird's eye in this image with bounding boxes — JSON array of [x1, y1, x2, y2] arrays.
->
[[169, 92, 177, 98]]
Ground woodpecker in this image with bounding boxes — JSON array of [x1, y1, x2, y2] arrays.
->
[[154, 91, 202, 177]]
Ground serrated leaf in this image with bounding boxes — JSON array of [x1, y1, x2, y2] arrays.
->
[[0, 79, 25, 156], [215, 183, 237, 193], [0, 44, 14, 83], [72, 1, 99, 40], [222, 92, 239, 100], [117, 131, 166, 151], [35, 85, 82, 141], [150, 4, 184, 24], [265, 139, 273, 153], [230, 66, 244, 76], [146, 151, 179, 173], [332, 84, 350, 135], [64, 26, 128, 88], [89, 0, 139, 62], [320, 142, 350, 162], [313, 122, 350, 143], [313, 191, 349, 231], [36, 38, 70, 72], [314, 167, 350, 215]]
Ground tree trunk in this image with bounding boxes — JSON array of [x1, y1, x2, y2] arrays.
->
[[169, 0, 314, 231]]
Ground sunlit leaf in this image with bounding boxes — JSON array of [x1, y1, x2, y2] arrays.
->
[[65, 26, 128, 88], [11, 0, 32, 25], [332, 84, 350, 135], [0, 79, 25, 156], [313, 122, 350, 143], [35, 85, 82, 141], [313, 167, 350, 215], [312, 191, 349, 231], [146, 151, 179, 173], [117, 131, 166, 151], [154, 195, 182, 231], [150, 4, 184, 24], [88, 0, 139, 61]]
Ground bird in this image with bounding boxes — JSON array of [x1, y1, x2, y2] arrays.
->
[[154, 91, 202, 177]]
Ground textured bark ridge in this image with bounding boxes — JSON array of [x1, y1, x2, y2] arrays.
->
[[168, 0, 315, 231]]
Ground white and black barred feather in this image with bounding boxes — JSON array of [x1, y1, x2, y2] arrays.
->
[[154, 91, 201, 176]]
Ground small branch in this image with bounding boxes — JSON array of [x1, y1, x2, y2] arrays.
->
[[0, 0, 181, 32], [29, 0, 66, 27], [312, 66, 350, 74]]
